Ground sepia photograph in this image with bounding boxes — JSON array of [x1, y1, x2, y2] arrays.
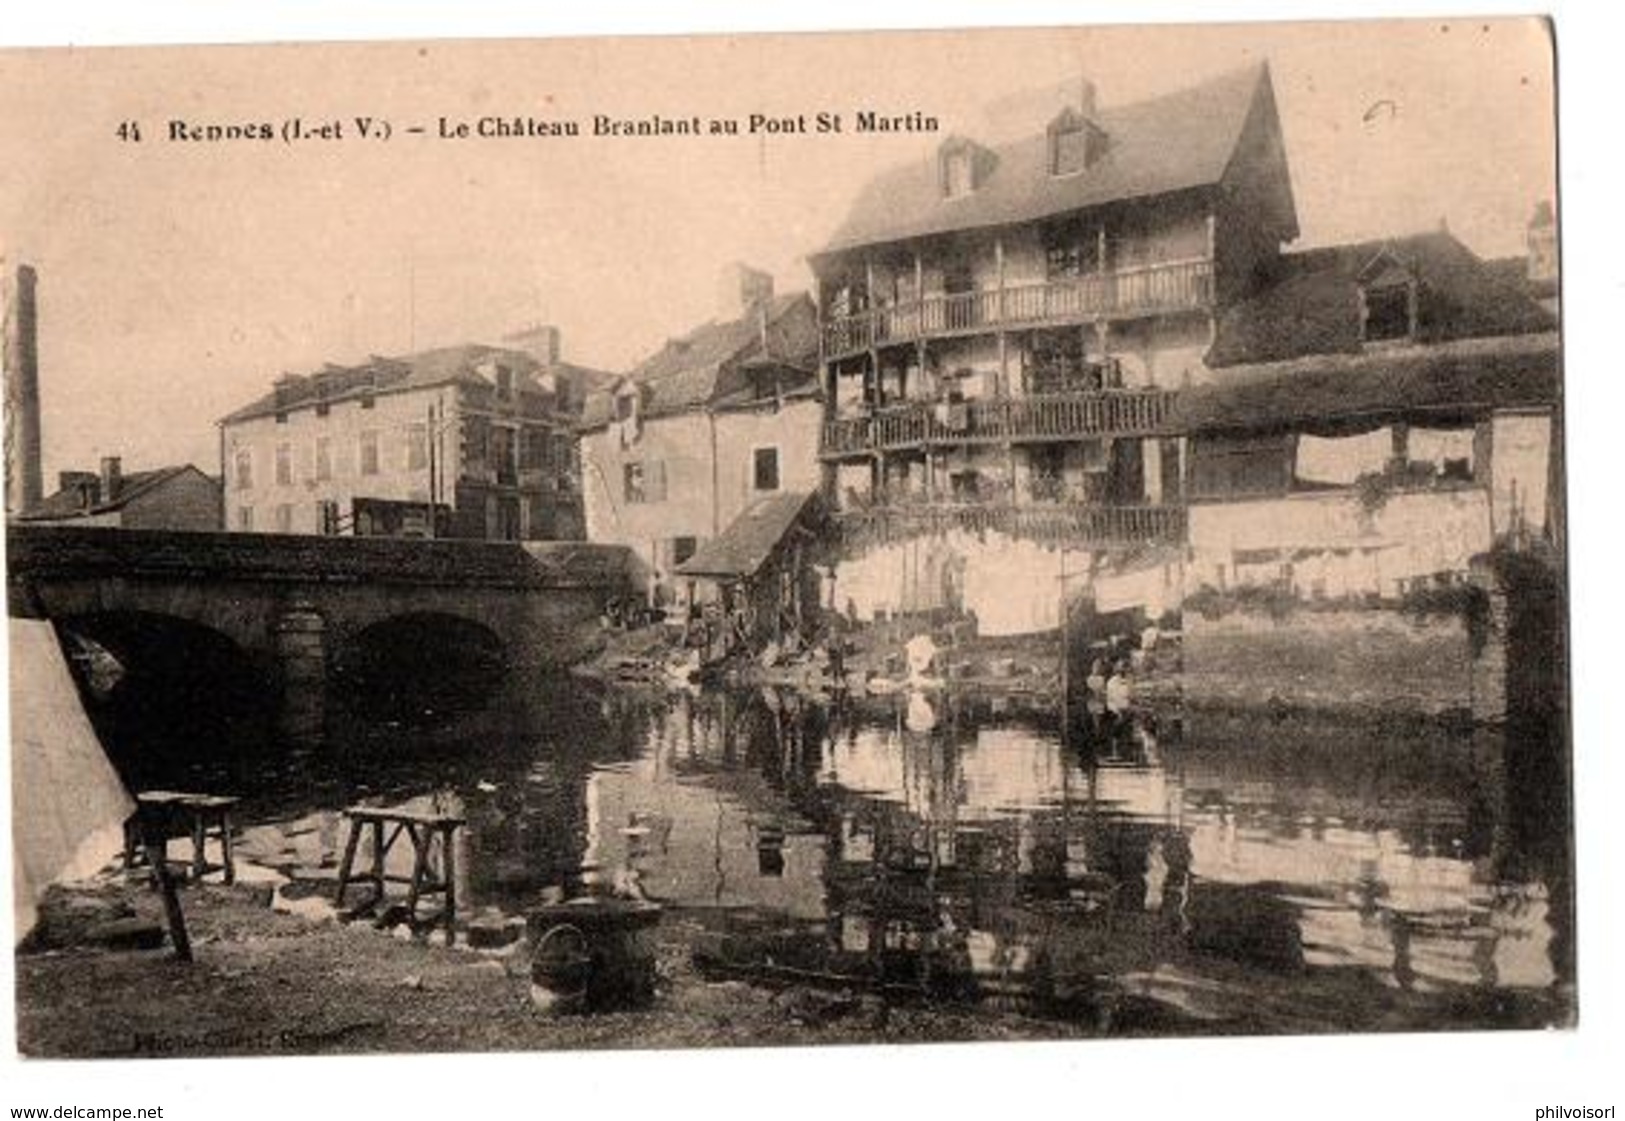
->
[[0, 8, 1594, 1102]]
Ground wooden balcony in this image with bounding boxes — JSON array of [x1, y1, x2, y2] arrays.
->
[[821, 389, 1177, 459], [833, 502, 1187, 553], [822, 258, 1214, 360]]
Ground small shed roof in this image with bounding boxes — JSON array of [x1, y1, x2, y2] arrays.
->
[[676, 491, 819, 581]]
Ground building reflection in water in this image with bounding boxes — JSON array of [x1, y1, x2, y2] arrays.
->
[[585, 687, 1569, 1027], [216, 675, 1569, 1032]]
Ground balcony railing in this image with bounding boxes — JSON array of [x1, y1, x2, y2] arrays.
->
[[823, 258, 1214, 359], [834, 502, 1187, 553], [821, 389, 1177, 458]]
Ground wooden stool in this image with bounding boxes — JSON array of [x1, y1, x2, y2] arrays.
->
[[335, 805, 464, 944], [123, 790, 239, 885]]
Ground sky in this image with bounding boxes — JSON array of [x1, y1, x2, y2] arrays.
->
[[0, 18, 1557, 484]]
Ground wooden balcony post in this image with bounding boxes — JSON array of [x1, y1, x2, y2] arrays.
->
[[995, 235, 1006, 321], [1144, 436, 1163, 505], [1205, 211, 1217, 300], [914, 250, 925, 340]]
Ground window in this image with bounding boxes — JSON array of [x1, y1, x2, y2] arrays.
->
[[360, 430, 380, 476], [463, 416, 490, 466], [623, 460, 666, 504], [317, 499, 340, 535], [407, 422, 428, 471], [275, 503, 293, 533], [491, 426, 517, 485], [949, 471, 981, 500], [237, 505, 254, 531], [753, 446, 781, 492], [614, 390, 638, 422], [275, 443, 292, 486], [1043, 222, 1097, 279], [673, 536, 699, 566], [1052, 126, 1090, 175], [234, 449, 253, 491], [495, 366, 514, 402], [315, 436, 332, 482], [520, 428, 544, 470], [360, 390, 376, 410], [1363, 283, 1413, 342]]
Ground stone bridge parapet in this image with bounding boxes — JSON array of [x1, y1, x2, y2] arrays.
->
[[6, 525, 631, 743]]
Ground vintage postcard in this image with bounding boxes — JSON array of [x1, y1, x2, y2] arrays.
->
[[1, 17, 1569, 1066]]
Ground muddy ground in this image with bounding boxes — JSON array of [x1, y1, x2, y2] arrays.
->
[[16, 866, 1568, 1058], [14, 876, 1099, 1058]]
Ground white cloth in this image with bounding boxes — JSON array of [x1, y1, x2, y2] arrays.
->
[[10, 620, 135, 942], [1295, 428, 1392, 486]]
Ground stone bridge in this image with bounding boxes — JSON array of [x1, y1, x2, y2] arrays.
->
[[6, 524, 630, 739]]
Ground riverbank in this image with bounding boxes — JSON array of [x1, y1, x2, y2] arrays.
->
[[15, 873, 1103, 1058], [17, 849, 1570, 1058]]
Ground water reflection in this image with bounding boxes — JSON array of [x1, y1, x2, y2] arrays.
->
[[205, 677, 1569, 1032]]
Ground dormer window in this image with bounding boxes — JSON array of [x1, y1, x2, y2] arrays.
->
[[312, 371, 334, 417], [1047, 106, 1108, 176], [614, 385, 639, 423], [495, 365, 514, 401], [938, 137, 989, 199], [1358, 250, 1420, 344]]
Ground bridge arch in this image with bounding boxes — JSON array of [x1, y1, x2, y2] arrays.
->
[[329, 610, 510, 719], [53, 610, 275, 783]]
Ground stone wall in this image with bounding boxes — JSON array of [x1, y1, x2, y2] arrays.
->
[[1183, 605, 1475, 716]]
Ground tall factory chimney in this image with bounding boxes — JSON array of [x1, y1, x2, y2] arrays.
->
[[3, 260, 43, 515]]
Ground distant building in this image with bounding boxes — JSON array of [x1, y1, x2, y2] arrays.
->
[[1488, 201, 1559, 318], [17, 457, 221, 531], [579, 267, 821, 604], [218, 332, 612, 540]]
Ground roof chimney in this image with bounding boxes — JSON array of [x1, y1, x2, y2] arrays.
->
[[99, 456, 122, 503], [1077, 78, 1098, 121], [504, 324, 562, 366], [1527, 200, 1558, 286], [58, 470, 98, 509], [719, 263, 774, 322]]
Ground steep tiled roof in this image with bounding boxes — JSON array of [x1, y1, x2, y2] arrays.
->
[[221, 344, 614, 425], [813, 64, 1272, 261], [676, 491, 820, 580], [580, 293, 817, 429], [19, 465, 211, 521], [1208, 231, 1557, 368]]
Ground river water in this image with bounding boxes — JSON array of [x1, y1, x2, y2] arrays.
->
[[111, 674, 1575, 1037]]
